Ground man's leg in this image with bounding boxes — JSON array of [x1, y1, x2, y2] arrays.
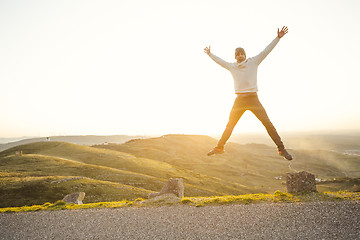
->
[[208, 96, 247, 156], [217, 97, 246, 149], [250, 99, 285, 151], [250, 98, 292, 159]]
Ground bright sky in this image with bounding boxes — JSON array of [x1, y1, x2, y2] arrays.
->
[[1, 0, 360, 138]]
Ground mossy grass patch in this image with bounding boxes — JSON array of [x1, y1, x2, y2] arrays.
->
[[2, 191, 358, 213]]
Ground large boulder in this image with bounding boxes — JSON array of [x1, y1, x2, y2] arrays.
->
[[286, 171, 316, 193], [62, 192, 86, 204], [148, 178, 184, 199]]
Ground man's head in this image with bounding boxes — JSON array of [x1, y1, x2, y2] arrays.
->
[[235, 47, 246, 63]]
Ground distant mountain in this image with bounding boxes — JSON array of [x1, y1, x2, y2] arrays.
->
[[0, 135, 145, 152], [0, 137, 33, 144]]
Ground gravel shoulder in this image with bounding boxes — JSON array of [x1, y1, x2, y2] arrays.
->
[[1, 201, 359, 240]]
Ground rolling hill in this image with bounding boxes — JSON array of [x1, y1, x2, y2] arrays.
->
[[1, 134, 359, 207], [0, 139, 253, 207], [93, 134, 360, 191]]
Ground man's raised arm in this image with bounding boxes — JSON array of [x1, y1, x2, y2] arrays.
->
[[253, 26, 289, 65], [204, 45, 231, 70]]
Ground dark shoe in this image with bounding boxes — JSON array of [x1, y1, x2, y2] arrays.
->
[[207, 147, 224, 156], [278, 149, 292, 160]]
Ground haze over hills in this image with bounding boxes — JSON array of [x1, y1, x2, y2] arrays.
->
[[0, 135, 146, 152], [0, 137, 30, 144], [226, 131, 360, 155], [2, 130, 360, 154], [1, 134, 359, 207]]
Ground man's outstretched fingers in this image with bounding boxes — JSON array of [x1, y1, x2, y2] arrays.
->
[[204, 45, 211, 55], [277, 26, 289, 38]]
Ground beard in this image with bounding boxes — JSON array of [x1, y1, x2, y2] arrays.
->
[[237, 57, 246, 63]]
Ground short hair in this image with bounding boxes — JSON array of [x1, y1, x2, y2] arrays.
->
[[235, 47, 246, 56]]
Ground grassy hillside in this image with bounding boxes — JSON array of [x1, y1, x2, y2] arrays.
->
[[94, 134, 360, 191], [94, 135, 284, 188], [0, 140, 255, 207], [1, 134, 359, 208], [0, 173, 152, 208]]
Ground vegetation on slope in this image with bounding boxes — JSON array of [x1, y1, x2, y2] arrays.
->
[[0, 140, 253, 207], [1, 134, 359, 208], [95, 134, 360, 192]]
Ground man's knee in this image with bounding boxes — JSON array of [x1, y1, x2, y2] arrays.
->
[[261, 119, 276, 130]]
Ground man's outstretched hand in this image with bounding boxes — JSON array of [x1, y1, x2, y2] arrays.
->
[[204, 46, 211, 55], [277, 26, 288, 38]]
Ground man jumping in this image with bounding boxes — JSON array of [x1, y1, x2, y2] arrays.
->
[[204, 26, 292, 160]]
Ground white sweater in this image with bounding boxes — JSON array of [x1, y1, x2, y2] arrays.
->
[[209, 37, 280, 93]]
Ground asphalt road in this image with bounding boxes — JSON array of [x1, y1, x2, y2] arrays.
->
[[1, 201, 359, 239]]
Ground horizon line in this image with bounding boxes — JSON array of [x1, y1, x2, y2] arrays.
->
[[2, 128, 360, 140]]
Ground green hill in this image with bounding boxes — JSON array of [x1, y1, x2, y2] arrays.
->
[[0, 172, 152, 208], [0, 140, 254, 207], [94, 134, 360, 191], [1, 135, 359, 208]]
